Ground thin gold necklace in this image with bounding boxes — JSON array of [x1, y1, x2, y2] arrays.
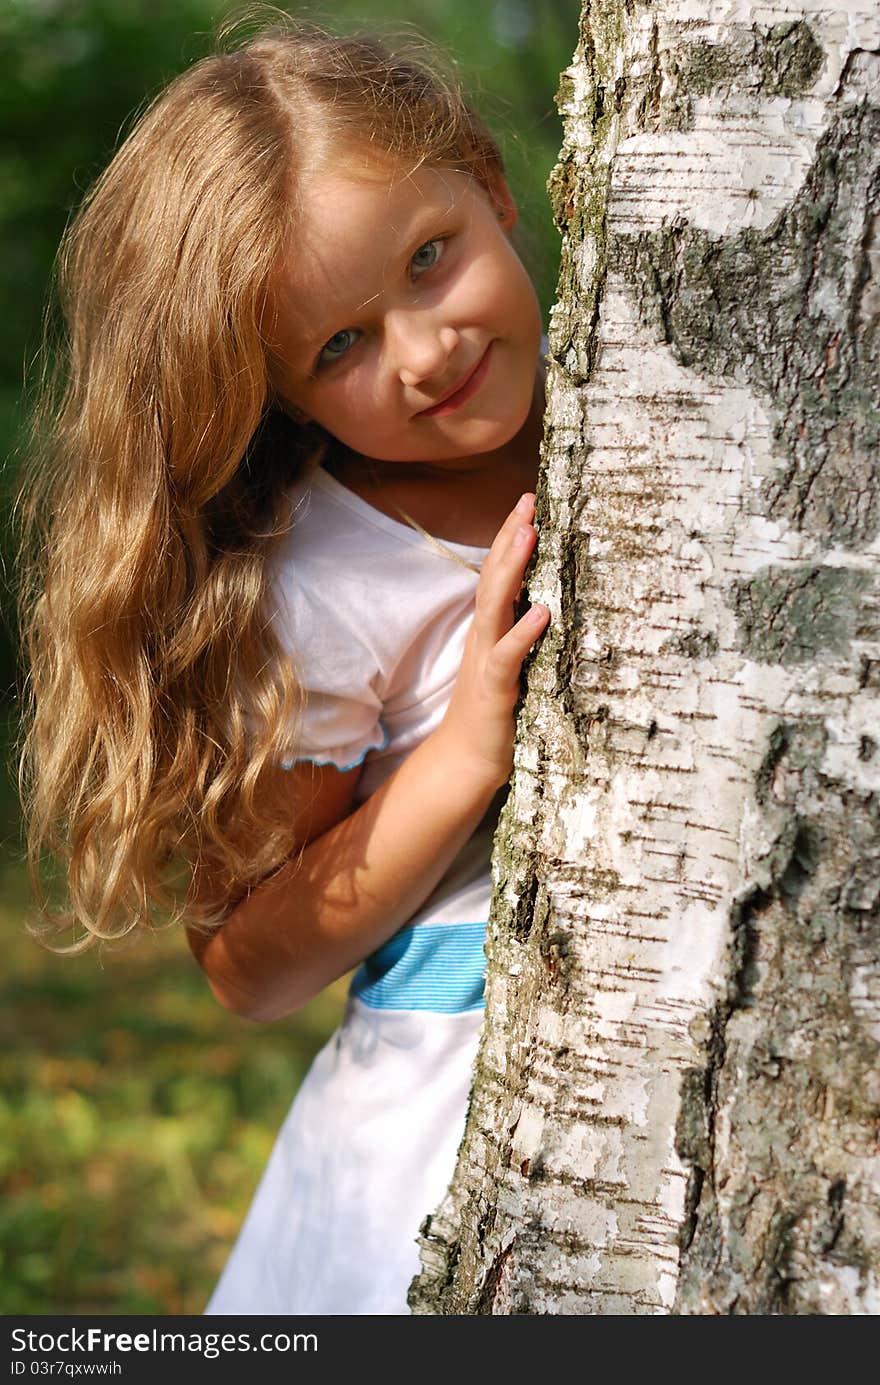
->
[[390, 503, 482, 574], [364, 458, 483, 575]]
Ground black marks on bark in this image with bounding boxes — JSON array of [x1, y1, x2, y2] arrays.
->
[[662, 624, 720, 659], [674, 882, 771, 1278], [779, 820, 822, 905], [765, 1208, 800, 1307], [728, 563, 874, 665], [681, 21, 824, 100], [820, 1179, 847, 1256], [614, 103, 880, 548], [675, 1067, 712, 1251], [547, 169, 609, 384], [555, 517, 582, 709], [541, 927, 573, 989], [476, 1239, 515, 1313], [506, 869, 542, 945], [477, 1223, 568, 1315], [676, 711, 880, 1313], [758, 719, 829, 810], [758, 19, 826, 96], [657, 21, 824, 132], [836, 47, 880, 103], [676, 1166, 704, 1257], [637, 15, 663, 131], [547, 141, 608, 378], [529, 878, 552, 947], [728, 885, 770, 1008], [858, 655, 880, 688]]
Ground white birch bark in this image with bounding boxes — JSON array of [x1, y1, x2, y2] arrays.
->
[[410, 0, 880, 1315]]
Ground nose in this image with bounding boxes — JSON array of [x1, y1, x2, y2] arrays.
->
[[387, 313, 460, 388]]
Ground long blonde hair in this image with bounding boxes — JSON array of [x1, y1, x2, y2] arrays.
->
[[19, 14, 504, 951]]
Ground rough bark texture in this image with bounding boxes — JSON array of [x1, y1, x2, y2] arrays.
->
[[409, 0, 880, 1315]]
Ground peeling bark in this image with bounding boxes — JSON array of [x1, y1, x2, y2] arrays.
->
[[410, 1, 880, 1315]]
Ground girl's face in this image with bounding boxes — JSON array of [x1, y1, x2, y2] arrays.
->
[[265, 153, 543, 467]]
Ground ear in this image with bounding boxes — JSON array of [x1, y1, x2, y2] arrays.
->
[[486, 172, 518, 232]]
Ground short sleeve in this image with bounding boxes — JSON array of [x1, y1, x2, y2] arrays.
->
[[270, 550, 388, 773]]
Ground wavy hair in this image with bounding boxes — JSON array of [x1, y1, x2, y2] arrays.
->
[[19, 12, 505, 951]]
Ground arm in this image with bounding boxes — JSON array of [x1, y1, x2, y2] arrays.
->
[[187, 493, 549, 1023]]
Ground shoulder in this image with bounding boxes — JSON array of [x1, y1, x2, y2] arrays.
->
[[266, 466, 401, 674], [271, 464, 408, 585], [269, 468, 372, 620]]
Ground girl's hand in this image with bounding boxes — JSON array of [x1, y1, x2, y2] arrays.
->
[[438, 492, 550, 790]]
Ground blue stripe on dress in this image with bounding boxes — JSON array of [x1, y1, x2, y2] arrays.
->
[[350, 920, 487, 1013]]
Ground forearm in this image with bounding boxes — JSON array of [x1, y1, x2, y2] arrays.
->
[[196, 729, 500, 1022]]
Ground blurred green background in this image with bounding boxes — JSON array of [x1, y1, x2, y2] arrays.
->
[[1, 0, 576, 1314]]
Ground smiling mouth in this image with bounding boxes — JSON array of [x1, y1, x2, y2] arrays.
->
[[416, 344, 493, 418]]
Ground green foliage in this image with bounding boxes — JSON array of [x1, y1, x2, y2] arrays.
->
[[0, 699, 346, 1312], [1, 850, 347, 1313]]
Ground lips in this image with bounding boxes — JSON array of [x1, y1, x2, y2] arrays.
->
[[416, 343, 493, 417]]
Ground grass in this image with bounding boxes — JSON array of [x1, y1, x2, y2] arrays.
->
[[0, 714, 346, 1314]]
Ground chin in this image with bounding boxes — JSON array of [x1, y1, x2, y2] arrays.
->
[[474, 389, 539, 453], [416, 417, 529, 464], [435, 388, 539, 460]]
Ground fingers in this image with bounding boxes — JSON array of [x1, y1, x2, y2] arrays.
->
[[475, 493, 540, 639], [444, 494, 549, 781], [501, 492, 536, 545], [486, 601, 550, 689], [483, 494, 536, 566]]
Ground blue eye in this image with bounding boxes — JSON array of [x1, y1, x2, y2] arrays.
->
[[319, 328, 360, 364], [411, 239, 443, 276]]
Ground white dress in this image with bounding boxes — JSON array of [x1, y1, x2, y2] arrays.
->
[[205, 463, 499, 1316]]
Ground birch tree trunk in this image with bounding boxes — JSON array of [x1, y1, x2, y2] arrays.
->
[[409, 0, 880, 1315]]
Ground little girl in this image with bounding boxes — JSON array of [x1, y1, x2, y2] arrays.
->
[[21, 18, 550, 1315]]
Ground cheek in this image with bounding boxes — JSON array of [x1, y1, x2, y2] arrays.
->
[[311, 364, 389, 433], [503, 252, 542, 325], [465, 243, 539, 331]]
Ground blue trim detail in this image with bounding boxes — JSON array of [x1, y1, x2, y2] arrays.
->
[[280, 719, 390, 772], [350, 920, 488, 1013]]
